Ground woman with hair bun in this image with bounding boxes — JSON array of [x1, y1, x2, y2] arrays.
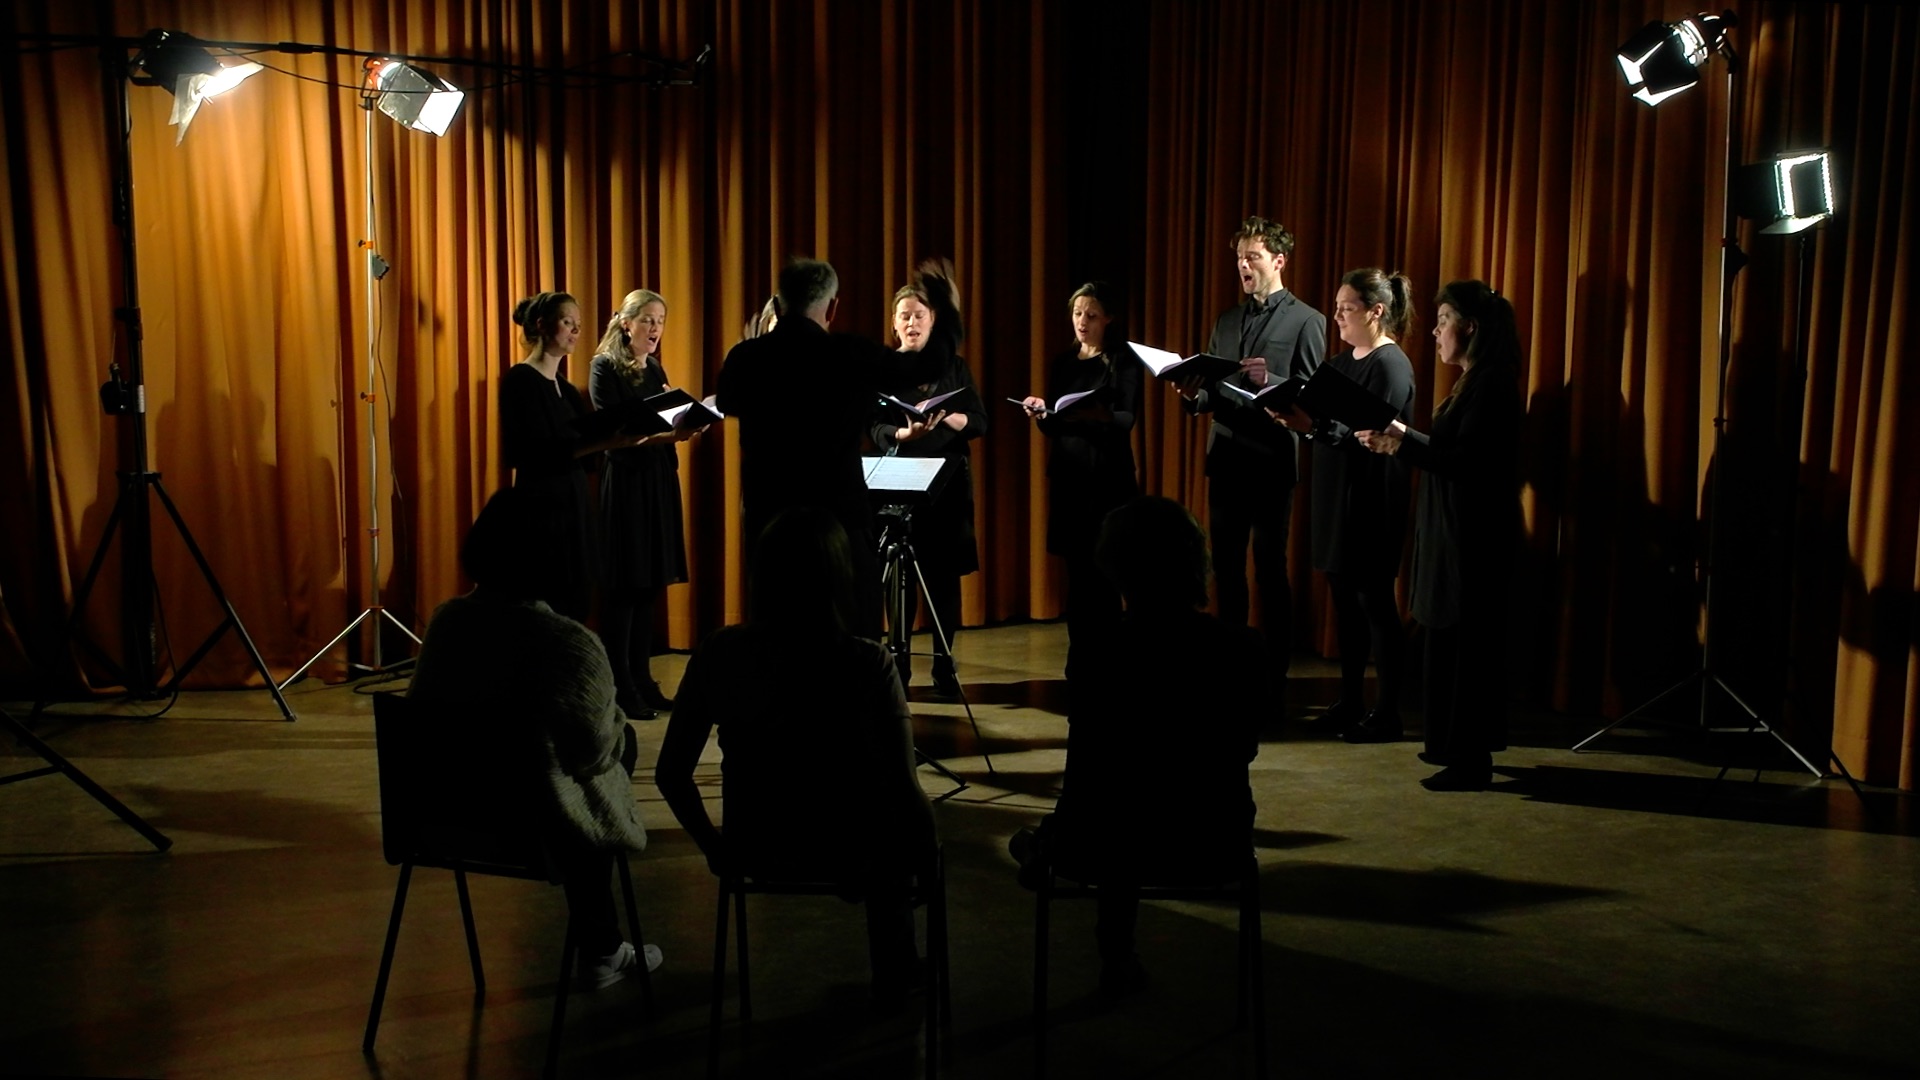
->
[[589, 289, 694, 720], [1271, 268, 1416, 744], [1357, 280, 1523, 790], [500, 290, 649, 625]]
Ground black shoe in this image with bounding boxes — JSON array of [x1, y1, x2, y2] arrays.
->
[[1343, 709, 1403, 744], [1099, 955, 1151, 1000], [931, 658, 962, 697], [639, 680, 675, 711], [1420, 766, 1492, 791], [615, 688, 653, 722], [1307, 699, 1365, 735], [1417, 751, 1445, 766]]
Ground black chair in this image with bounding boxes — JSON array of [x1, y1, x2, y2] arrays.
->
[[1030, 851, 1266, 1078], [362, 691, 651, 1079], [706, 846, 951, 1078]]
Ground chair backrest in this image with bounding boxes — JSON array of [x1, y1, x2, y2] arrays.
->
[[370, 691, 555, 881]]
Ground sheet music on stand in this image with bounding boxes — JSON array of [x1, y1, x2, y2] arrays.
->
[[862, 455, 948, 506]]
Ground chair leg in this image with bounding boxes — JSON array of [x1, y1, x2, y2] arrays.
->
[[1246, 869, 1268, 1079], [735, 888, 753, 1023], [924, 855, 942, 1076], [363, 863, 414, 1053], [709, 880, 731, 1080], [933, 850, 952, 1030], [546, 916, 577, 1080], [1033, 873, 1051, 1079], [455, 867, 485, 996], [616, 852, 652, 1014]]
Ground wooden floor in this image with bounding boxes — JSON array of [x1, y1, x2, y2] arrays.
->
[[3, 620, 1915, 1079]]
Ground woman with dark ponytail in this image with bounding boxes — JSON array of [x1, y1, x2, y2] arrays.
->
[[1357, 281, 1522, 790], [1271, 268, 1416, 743]]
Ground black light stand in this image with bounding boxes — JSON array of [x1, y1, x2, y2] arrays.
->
[[1575, 21, 1863, 796], [36, 43, 292, 722]]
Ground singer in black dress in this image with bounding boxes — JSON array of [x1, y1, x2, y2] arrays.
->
[[1358, 280, 1524, 790], [872, 260, 984, 695], [1274, 269, 1416, 743], [1021, 281, 1142, 674], [589, 289, 693, 719], [499, 291, 605, 624]]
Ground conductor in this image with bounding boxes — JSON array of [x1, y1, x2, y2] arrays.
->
[[716, 259, 945, 637]]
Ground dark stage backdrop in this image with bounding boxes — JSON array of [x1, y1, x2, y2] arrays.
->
[[3, 1, 1915, 788]]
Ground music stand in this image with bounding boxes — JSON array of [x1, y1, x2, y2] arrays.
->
[[863, 456, 996, 801]]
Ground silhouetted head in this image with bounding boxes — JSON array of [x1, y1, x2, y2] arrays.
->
[[748, 506, 859, 634], [1096, 496, 1212, 613], [461, 487, 572, 606]]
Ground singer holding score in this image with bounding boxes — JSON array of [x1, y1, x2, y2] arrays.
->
[[872, 259, 984, 696], [1179, 217, 1326, 717], [1355, 280, 1523, 790], [1019, 281, 1141, 672], [589, 289, 696, 720], [1269, 269, 1416, 743]]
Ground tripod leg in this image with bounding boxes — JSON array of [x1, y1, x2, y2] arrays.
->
[[281, 609, 374, 689], [914, 746, 969, 802], [0, 709, 171, 851], [377, 606, 425, 646], [907, 554, 995, 774], [1571, 668, 1706, 751], [150, 479, 295, 720], [33, 483, 135, 716]]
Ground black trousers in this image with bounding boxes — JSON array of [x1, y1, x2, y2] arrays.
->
[[1208, 476, 1294, 677], [1324, 570, 1405, 713]]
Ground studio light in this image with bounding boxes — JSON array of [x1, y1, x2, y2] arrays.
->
[[369, 59, 465, 136], [128, 29, 262, 142], [1617, 11, 1736, 106], [1733, 151, 1836, 235]]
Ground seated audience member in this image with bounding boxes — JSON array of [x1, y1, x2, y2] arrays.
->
[[656, 506, 937, 995], [1011, 495, 1262, 993], [407, 487, 660, 989]]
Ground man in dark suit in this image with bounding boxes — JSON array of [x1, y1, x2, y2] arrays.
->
[[1181, 216, 1326, 710], [715, 259, 940, 637]]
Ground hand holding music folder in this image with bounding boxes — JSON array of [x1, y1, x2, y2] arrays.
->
[[650, 388, 725, 434], [1006, 386, 1107, 418], [878, 386, 974, 421], [1232, 363, 1400, 433], [575, 387, 723, 441], [1128, 341, 1242, 382]]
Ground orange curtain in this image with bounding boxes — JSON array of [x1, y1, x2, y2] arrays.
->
[[4, 1, 1915, 787]]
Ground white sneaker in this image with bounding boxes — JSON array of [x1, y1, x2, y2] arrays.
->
[[583, 941, 664, 990]]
